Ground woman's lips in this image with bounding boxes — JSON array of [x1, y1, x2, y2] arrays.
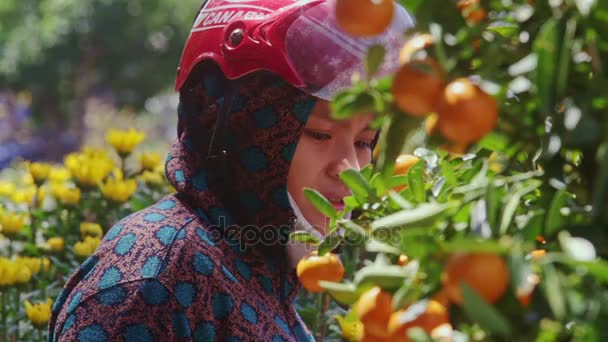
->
[[330, 200, 345, 211]]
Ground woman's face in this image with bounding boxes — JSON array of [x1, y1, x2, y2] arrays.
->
[[287, 100, 377, 235]]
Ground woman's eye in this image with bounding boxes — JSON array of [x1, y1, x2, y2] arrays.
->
[[355, 140, 373, 150], [305, 130, 331, 141]]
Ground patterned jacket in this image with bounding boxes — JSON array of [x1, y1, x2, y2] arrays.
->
[[48, 63, 319, 341]]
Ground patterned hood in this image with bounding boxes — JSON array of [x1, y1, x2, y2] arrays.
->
[[165, 62, 317, 258]]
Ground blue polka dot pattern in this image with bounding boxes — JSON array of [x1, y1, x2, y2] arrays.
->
[[172, 312, 192, 338], [226, 337, 243, 342], [212, 293, 234, 320], [239, 147, 267, 172], [175, 282, 196, 308], [165, 152, 172, 163], [293, 98, 316, 123], [143, 212, 166, 223], [52, 288, 69, 313], [77, 324, 107, 342], [174, 170, 186, 183], [60, 313, 76, 335], [254, 107, 277, 128], [98, 286, 126, 306], [240, 302, 258, 324], [176, 229, 186, 240], [193, 252, 214, 275], [272, 186, 290, 209], [81, 256, 99, 280], [293, 323, 315, 342], [221, 265, 238, 283], [258, 274, 274, 296], [272, 335, 287, 342], [114, 233, 137, 256], [98, 267, 122, 290], [192, 171, 208, 190], [195, 208, 209, 222], [155, 226, 177, 246], [209, 207, 233, 227], [104, 224, 124, 241], [141, 256, 162, 278], [122, 324, 153, 342], [193, 322, 215, 341], [283, 279, 293, 299], [275, 316, 290, 336], [139, 280, 169, 305], [66, 292, 83, 313], [196, 227, 216, 246], [281, 143, 297, 162], [239, 191, 263, 212], [156, 200, 176, 210], [235, 259, 251, 280]]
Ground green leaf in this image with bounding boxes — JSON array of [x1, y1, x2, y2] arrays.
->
[[487, 24, 519, 38], [365, 238, 401, 255], [440, 238, 508, 254], [319, 281, 359, 305], [545, 189, 567, 236], [371, 202, 457, 231], [354, 265, 412, 291], [339, 219, 367, 239], [408, 161, 426, 204], [366, 45, 386, 77], [340, 169, 372, 201], [304, 188, 338, 219], [543, 263, 567, 320], [318, 233, 343, 256], [533, 18, 562, 114], [556, 18, 577, 99], [331, 90, 375, 120], [565, 259, 608, 284], [375, 114, 417, 181], [461, 283, 511, 337], [408, 327, 433, 342], [289, 231, 321, 245], [498, 180, 542, 235]]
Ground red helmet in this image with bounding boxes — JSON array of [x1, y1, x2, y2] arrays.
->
[[175, 0, 414, 100]]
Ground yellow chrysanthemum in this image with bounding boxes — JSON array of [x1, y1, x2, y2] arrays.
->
[[0, 211, 27, 237], [139, 152, 162, 171], [51, 184, 81, 206], [24, 298, 53, 328], [80, 222, 103, 238], [106, 128, 146, 156], [15, 266, 32, 284], [138, 171, 165, 185], [27, 162, 52, 185], [100, 178, 137, 203], [15, 257, 51, 275], [49, 167, 72, 183], [0, 258, 19, 287], [74, 236, 101, 259], [47, 237, 65, 252], [0, 181, 16, 197], [22, 173, 34, 185], [64, 152, 115, 187]]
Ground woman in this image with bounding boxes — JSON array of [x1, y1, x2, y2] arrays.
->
[[48, 0, 413, 340]]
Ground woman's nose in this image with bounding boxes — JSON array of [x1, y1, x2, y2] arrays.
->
[[327, 151, 360, 179]]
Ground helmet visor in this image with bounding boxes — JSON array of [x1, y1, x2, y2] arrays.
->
[[284, 0, 415, 101]]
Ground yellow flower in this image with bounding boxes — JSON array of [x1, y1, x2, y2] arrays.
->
[[0, 211, 27, 237], [139, 152, 162, 171], [15, 267, 32, 284], [335, 314, 364, 342], [24, 298, 53, 328], [47, 237, 65, 252], [106, 128, 146, 156], [49, 167, 71, 183], [74, 236, 101, 259], [80, 222, 103, 238], [100, 178, 137, 203], [138, 171, 165, 185], [15, 257, 51, 275], [52, 185, 81, 206], [65, 152, 114, 187], [27, 162, 52, 185], [22, 173, 34, 185], [0, 258, 19, 287], [0, 181, 16, 197]]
